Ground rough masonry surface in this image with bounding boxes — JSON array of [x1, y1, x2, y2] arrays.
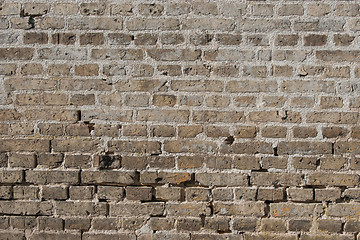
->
[[0, 0, 359, 239]]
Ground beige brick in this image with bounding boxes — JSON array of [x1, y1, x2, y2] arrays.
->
[[150, 125, 175, 137], [303, 34, 327, 46], [126, 18, 179, 31], [278, 4, 304, 16], [110, 4, 133, 15], [307, 4, 331, 16], [50, 33, 76, 45], [68, 17, 122, 30], [53, 3, 78, 15], [139, 4, 164, 16]]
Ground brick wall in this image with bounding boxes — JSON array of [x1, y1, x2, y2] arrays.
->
[[0, 0, 359, 239]]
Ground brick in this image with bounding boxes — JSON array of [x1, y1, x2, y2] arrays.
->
[[261, 218, 286, 232], [150, 125, 175, 137], [307, 4, 331, 16], [8, 153, 36, 168], [147, 49, 201, 61], [38, 47, 86, 60], [307, 173, 359, 187], [26, 170, 78, 184], [278, 142, 332, 155], [64, 154, 91, 169], [293, 127, 317, 138], [108, 141, 160, 154], [42, 186, 67, 200], [196, 173, 247, 187], [55, 201, 106, 216], [92, 217, 118, 230], [261, 156, 287, 170], [122, 156, 146, 170], [126, 18, 179, 31], [36, 17, 65, 29], [275, 34, 298, 46], [166, 203, 210, 217], [148, 217, 174, 231], [24, 3, 50, 16], [238, 19, 290, 32], [287, 188, 313, 202], [289, 219, 311, 232], [69, 186, 94, 200], [235, 188, 257, 201], [68, 17, 122, 30], [80, 33, 104, 45], [183, 18, 234, 31], [271, 203, 322, 218], [262, 126, 287, 138], [221, 142, 272, 155], [155, 186, 182, 201], [38, 217, 63, 231], [52, 139, 99, 152], [110, 202, 164, 216], [148, 156, 175, 169], [38, 123, 64, 136], [98, 186, 124, 200], [141, 171, 191, 185], [0, 201, 52, 215], [53, 3, 78, 15], [315, 188, 341, 202], [51, 33, 76, 45], [137, 110, 189, 123], [80, 3, 106, 16], [122, 125, 147, 136], [0, 186, 11, 199], [29, 232, 80, 240], [327, 203, 360, 217], [334, 34, 355, 46], [251, 172, 302, 187], [0, 48, 34, 60], [304, 34, 327, 46], [189, 34, 213, 46], [65, 218, 91, 231], [111, 4, 133, 15], [0, 139, 49, 152], [233, 155, 260, 170], [185, 188, 210, 202], [161, 33, 185, 45], [126, 186, 152, 201], [10, 216, 36, 229], [345, 220, 360, 232], [214, 202, 265, 217], [81, 171, 135, 185], [23, 32, 48, 44], [139, 4, 164, 16]]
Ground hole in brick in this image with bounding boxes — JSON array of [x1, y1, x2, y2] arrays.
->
[[155, 177, 163, 183], [273, 147, 278, 156], [224, 136, 234, 145]]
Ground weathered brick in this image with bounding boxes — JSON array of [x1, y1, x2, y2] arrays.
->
[[26, 170, 78, 184], [55, 201, 106, 216], [42, 186, 67, 200], [271, 203, 322, 218], [68, 17, 122, 30], [110, 202, 164, 216], [126, 18, 179, 31], [141, 171, 191, 185], [307, 173, 359, 187], [0, 201, 52, 215], [81, 171, 135, 185], [251, 173, 303, 187]]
